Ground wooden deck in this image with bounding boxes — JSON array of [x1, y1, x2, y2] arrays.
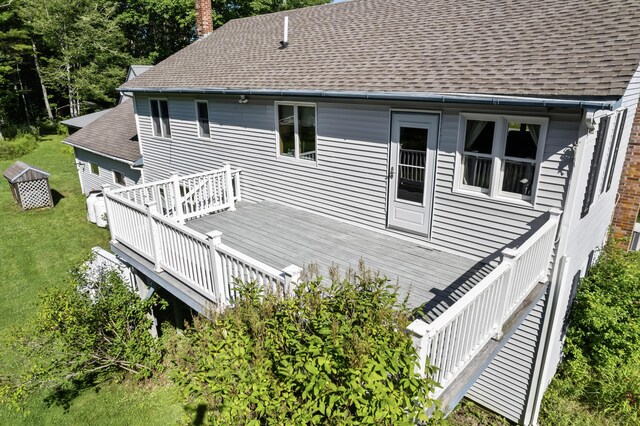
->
[[187, 200, 492, 316]]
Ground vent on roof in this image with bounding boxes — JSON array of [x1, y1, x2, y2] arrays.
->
[[280, 16, 289, 49]]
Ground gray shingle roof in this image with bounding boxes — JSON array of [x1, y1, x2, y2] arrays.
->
[[3, 161, 50, 183], [120, 0, 640, 99], [65, 101, 140, 163]]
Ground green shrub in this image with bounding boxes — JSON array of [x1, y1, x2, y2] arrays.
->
[[167, 269, 442, 425], [0, 134, 39, 160], [540, 243, 640, 424], [1, 258, 166, 409]]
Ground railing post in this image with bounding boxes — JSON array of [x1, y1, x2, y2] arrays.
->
[[101, 184, 118, 245], [223, 163, 236, 211], [171, 172, 184, 224], [282, 264, 303, 295], [493, 250, 516, 340], [206, 230, 226, 307], [406, 319, 433, 378], [145, 202, 163, 272], [233, 170, 242, 202]]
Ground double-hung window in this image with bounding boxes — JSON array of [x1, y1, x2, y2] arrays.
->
[[150, 99, 171, 138], [113, 170, 126, 186], [196, 100, 210, 138], [458, 114, 547, 202], [276, 103, 316, 161]]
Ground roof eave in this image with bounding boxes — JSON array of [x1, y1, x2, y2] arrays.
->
[[63, 140, 137, 165], [117, 87, 617, 110]]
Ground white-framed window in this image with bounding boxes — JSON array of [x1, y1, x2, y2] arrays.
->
[[150, 99, 171, 138], [275, 102, 317, 162], [456, 113, 548, 203], [113, 170, 126, 186], [196, 100, 210, 138], [90, 163, 99, 175]]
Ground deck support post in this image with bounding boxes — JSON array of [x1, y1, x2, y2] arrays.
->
[[206, 230, 226, 307], [170, 172, 184, 224], [407, 318, 433, 378], [145, 201, 163, 272], [101, 184, 117, 245], [282, 264, 303, 295], [223, 163, 236, 211]]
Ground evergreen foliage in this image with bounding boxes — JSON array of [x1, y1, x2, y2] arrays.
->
[[0, 0, 330, 127]]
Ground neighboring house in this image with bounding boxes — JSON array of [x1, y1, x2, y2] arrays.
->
[[98, 1, 640, 424], [62, 65, 152, 195]]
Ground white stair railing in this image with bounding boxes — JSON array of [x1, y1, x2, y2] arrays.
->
[[407, 210, 561, 398], [109, 165, 241, 224]]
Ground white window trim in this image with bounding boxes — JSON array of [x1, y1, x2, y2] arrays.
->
[[195, 100, 211, 139], [89, 163, 99, 175], [453, 113, 548, 206], [149, 98, 171, 139], [274, 101, 319, 166], [598, 110, 624, 197], [113, 170, 126, 186]]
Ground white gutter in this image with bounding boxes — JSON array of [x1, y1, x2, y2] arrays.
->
[[117, 87, 615, 110]]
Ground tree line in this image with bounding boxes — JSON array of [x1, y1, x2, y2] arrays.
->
[[0, 0, 328, 133]]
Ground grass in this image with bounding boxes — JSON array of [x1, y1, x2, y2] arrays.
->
[[0, 136, 183, 425], [447, 399, 510, 426]]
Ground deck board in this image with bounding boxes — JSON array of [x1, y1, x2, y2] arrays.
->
[[187, 201, 492, 313]]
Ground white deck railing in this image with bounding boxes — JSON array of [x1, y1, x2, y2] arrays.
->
[[112, 164, 241, 224], [407, 210, 561, 398], [103, 166, 301, 306], [105, 166, 560, 399]]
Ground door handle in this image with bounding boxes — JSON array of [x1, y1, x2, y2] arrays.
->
[[388, 166, 395, 179]]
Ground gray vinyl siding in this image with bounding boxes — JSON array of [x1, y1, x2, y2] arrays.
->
[[136, 94, 580, 261], [466, 294, 547, 424], [74, 148, 141, 195]]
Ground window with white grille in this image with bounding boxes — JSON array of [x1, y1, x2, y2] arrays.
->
[[457, 113, 548, 203]]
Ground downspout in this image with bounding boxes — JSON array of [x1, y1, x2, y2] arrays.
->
[[131, 95, 146, 185], [524, 108, 597, 425]]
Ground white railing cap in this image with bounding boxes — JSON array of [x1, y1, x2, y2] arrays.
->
[[407, 318, 432, 337]]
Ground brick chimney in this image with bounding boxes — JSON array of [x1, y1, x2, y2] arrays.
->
[[611, 104, 640, 249], [195, 0, 213, 38]]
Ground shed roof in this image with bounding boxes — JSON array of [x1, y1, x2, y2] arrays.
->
[[61, 109, 112, 130], [64, 101, 140, 163], [3, 161, 50, 183], [120, 0, 640, 99]]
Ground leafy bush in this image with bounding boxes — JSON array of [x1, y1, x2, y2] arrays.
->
[[1, 258, 165, 408], [540, 243, 640, 424], [167, 268, 442, 425], [0, 134, 39, 160]]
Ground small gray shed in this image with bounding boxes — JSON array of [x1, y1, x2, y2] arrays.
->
[[3, 161, 53, 210]]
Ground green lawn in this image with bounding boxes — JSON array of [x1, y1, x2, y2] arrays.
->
[[0, 136, 182, 425]]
